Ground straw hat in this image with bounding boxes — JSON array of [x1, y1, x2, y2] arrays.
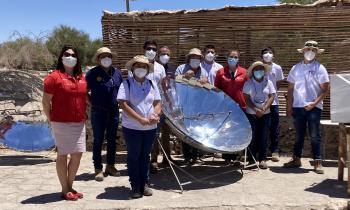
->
[[297, 40, 325, 54], [186, 48, 203, 59], [247, 61, 271, 78], [126, 55, 154, 73], [94, 47, 115, 61]]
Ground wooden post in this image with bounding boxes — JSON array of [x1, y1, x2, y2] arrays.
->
[[346, 125, 350, 195], [338, 123, 346, 181], [125, 0, 130, 12]]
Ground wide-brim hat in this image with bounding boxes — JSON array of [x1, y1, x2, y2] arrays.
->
[[297, 40, 325, 54], [186, 48, 203, 59], [94, 47, 116, 61], [126, 55, 154, 73], [247, 61, 271, 78]]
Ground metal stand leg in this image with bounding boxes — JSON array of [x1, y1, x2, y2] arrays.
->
[[242, 147, 259, 170]]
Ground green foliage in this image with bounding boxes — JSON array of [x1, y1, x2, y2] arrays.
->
[[278, 0, 318, 4], [46, 25, 102, 67]]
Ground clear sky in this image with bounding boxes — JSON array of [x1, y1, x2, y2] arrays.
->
[[0, 0, 277, 43]]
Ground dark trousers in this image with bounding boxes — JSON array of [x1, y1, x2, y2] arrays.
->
[[269, 105, 280, 154], [247, 113, 271, 161], [151, 115, 171, 162], [292, 107, 322, 160], [91, 110, 118, 170], [123, 127, 157, 190]]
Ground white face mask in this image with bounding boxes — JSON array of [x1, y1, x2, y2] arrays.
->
[[101, 57, 112, 68], [134, 68, 148, 78], [145, 50, 156, 60], [263, 52, 273, 63], [304, 50, 316, 61], [205, 52, 215, 62], [189, 59, 201, 69], [159, 55, 170, 64], [62, 56, 77, 68]]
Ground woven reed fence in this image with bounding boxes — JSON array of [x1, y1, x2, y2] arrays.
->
[[102, 1, 350, 119]]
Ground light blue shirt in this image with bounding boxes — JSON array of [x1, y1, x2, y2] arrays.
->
[[117, 77, 161, 130]]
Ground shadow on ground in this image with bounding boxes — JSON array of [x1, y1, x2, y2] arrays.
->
[[305, 179, 348, 199], [21, 192, 61, 204], [269, 166, 313, 174], [96, 186, 130, 200], [150, 162, 243, 192], [0, 155, 54, 166]]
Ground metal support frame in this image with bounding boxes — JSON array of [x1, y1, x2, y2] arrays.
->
[[157, 138, 259, 193]]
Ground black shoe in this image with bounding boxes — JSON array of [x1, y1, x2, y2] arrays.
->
[[141, 184, 153, 196], [130, 188, 142, 199], [150, 162, 159, 174]]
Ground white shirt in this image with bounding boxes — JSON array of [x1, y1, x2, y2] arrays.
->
[[200, 61, 223, 85], [117, 77, 161, 130], [243, 78, 276, 115], [128, 61, 166, 86], [287, 60, 329, 110], [265, 62, 284, 105]]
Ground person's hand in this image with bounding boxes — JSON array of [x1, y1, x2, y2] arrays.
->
[[184, 70, 195, 79], [286, 107, 293, 118], [198, 77, 208, 84], [255, 108, 264, 118], [304, 102, 316, 111], [148, 113, 160, 125], [139, 117, 150, 126]]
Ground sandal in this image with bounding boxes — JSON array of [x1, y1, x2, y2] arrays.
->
[[61, 192, 78, 201], [71, 190, 83, 199]]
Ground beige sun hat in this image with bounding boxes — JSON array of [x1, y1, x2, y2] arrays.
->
[[94, 47, 115, 61], [126, 55, 154, 73], [297, 40, 325, 54], [247, 61, 271, 78], [186, 48, 203, 59]]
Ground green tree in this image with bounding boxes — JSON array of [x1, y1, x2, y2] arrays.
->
[[278, 0, 318, 4], [46, 25, 102, 67]]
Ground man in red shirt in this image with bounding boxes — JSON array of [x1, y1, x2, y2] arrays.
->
[[214, 49, 248, 163]]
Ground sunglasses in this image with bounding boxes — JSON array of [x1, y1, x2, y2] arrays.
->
[[63, 52, 76, 57], [305, 43, 318, 48], [146, 47, 157, 51]]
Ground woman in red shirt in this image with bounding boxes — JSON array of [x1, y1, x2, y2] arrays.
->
[[42, 45, 87, 201]]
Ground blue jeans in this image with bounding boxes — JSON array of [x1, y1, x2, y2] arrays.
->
[[123, 127, 157, 190], [269, 105, 280, 154], [247, 113, 271, 161], [292, 107, 322, 160], [91, 109, 119, 170]]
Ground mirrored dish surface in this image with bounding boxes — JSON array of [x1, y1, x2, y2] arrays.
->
[[0, 122, 54, 151], [160, 79, 252, 153]]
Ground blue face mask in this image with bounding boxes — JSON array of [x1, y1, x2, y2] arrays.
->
[[253, 70, 265, 79], [227, 57, 238, 66]]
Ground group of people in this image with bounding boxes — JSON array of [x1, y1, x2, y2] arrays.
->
[[42, 39, 329, 200]]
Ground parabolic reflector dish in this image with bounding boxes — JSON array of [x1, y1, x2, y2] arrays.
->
[[0, 122, 54, 152], [160, 77, 252, 153]]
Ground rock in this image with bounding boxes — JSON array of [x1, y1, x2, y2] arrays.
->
[[19, 101, 42, 112]]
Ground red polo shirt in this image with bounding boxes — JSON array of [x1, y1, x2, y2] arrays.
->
[[43, 70, 87, 122], [215, 65, 248, 110]]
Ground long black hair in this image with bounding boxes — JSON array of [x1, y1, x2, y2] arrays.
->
[[56, 45, 82, 76]]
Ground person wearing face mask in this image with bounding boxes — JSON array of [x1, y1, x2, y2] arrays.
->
[[42, 45, 87, 201], [201, 45, 223, 85], [243, 61, 276, 169], [143, 40, 166, 85], [284, 40, 329, 174], [117, 55, 162, 199], [175, 48, 208, 83], [85, 47, 123, 182], [149, 45, 176, 170], [215, 49, 248, 164], [175, 48, 208, 164], [261, 47, 284, 162]]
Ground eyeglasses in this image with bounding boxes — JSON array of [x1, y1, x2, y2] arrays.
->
[[146, 47, 157, 51], [63, 52, 76, 57], [305, 43, 318, 48]]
